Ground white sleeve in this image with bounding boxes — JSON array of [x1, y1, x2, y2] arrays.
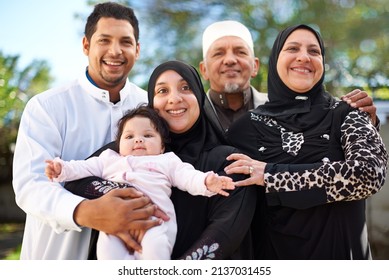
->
[[12, 98, 84, 234]]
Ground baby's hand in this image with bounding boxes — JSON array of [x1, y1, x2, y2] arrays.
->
[[205, 172, 235, 197], [45, 159, 62, 181]]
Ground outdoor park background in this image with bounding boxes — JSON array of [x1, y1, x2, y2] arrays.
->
[[0, 0, 388, 259]]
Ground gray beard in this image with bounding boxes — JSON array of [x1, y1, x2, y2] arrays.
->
[[224, 83, 241, 93]]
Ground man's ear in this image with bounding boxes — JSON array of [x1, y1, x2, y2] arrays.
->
[[199, 61, 209, 80], [82, 36, 90, 56], [135, 42, 140, 60], [251, 57, 260, 78]]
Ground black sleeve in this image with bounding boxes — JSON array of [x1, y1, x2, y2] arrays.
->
[[172, 146, 257, 260], [172, 184, 257, 260]]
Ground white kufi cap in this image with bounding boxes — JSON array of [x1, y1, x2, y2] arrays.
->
[[202, 20, 254, 58]]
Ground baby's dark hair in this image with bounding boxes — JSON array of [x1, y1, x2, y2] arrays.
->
[[116, 103, 170, 148]]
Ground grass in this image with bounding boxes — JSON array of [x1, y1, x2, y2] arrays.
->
[[3, 244, 21, 260], [0, 223, 23, 260]]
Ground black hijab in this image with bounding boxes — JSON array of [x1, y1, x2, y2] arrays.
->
[[254, 24, 336, 132], [147, 60, 226, 165]]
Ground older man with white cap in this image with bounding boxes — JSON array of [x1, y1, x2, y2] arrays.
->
[[199, 20, 267, 132], [199, 20, 378, 133]]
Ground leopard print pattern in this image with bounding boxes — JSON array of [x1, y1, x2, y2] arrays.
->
[[250, 113, 304, 156], [264, 110, 388, 203]]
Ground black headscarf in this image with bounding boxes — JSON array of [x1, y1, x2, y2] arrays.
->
[[147, 60, 226, 165], [254, 24, 336, 132]]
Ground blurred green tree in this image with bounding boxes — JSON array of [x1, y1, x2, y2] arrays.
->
[[86, 0, 389, 96], [0, 52, 52, 182]]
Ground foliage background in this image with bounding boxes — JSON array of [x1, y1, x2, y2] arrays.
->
[[1, 0, 389, 182], [95, 0, 389, 97], [0, 53, 51, 182]]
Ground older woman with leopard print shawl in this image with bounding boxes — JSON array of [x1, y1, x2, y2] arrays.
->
[[224, 24, 388, 259]]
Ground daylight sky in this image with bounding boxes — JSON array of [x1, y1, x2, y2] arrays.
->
[[0, 0, 92, 86]]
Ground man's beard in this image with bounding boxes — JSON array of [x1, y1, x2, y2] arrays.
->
[[101, 72, 125, 85], [224, 83, 241, 93]]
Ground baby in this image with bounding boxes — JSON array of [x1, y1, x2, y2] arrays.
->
[[45, 105, 235, 260]]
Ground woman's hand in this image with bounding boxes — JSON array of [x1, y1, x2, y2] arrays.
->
[[225, 153, 266, 187]]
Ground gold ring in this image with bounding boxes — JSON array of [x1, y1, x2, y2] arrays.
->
[[249, 166, 254, 175]]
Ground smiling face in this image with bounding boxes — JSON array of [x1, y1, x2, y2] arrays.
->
[[152, 70, 200, 134], [119, 116, 164, 157], [82, 17, 140, 92], [276, 29, 324, 93], [199, 36, 259, 93]]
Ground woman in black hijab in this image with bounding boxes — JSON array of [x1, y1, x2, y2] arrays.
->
[[147, 60, 256, 259], [225, 24, 388, 259]]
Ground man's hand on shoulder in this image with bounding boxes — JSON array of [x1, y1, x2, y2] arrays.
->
[[341, 89, 377, 126]]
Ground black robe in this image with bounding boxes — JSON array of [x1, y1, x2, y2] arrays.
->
[[227, 101, 388, 259], [226, 25, 387, 259]]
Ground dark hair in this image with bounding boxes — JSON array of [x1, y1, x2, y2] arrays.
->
[[116, 104, 170, 148], [84, 2, 139, 42]]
